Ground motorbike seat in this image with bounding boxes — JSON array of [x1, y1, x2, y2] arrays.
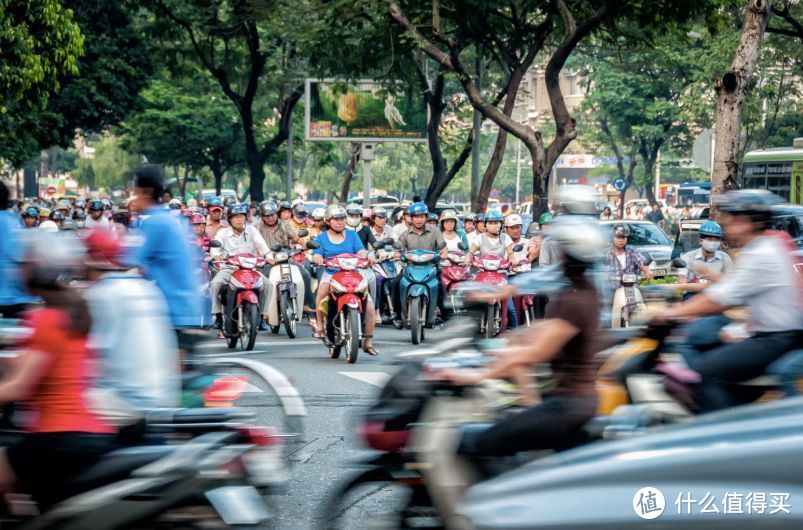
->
[[49, 445, 177, 504]]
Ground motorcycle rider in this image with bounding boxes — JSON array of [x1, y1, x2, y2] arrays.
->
[[369, 207, 396, 242], [677, 220, 733, 294], [607, 223, 653, 282], [311, 205, 379, 356], [190, 212, 210, 251], [310, 207, 326, 237], [21, 206, 39, 229], [444, 215, 608, 456], [393, 208, 413, 239], [85, 200, 111, 230], [391, 202, 449, 325], [0, 184, 35, 318], [278, 200, 293, 223], [210, 204, 272, 330], [256, 200, 315, 323], [440, 209, 467, 252], [346, 203, 377, 249], [72, 210, 87, 229], [504, 213, 538, 262], [50, 210, 65, 230], [205, 197, 228, 238], [290, 203, 311, 243], [83, 229, 180, 425], [653, 190, 803, 412], [426, 212, 439, 228], [463, 213, 477, 239]]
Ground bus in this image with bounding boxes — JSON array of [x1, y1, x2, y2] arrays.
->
[[677, 182, 711, 206], [741, 138, 803, 204]]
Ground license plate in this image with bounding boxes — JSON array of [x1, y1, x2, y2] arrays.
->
[[244, 446, 287, 486], [206, 486, 270, 525], [652, 268, 666, 277]]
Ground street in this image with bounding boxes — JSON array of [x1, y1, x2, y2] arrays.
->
[[197, 321, 425, 529]]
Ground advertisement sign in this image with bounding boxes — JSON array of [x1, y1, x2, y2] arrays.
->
[[305, 79, 427, 142]]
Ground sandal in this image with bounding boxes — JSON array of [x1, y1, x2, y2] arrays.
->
[[312, 327, 325, 339], [362, 335, 380, 356]]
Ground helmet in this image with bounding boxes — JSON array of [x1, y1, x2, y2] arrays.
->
[[60, 219, 78, 231], [227, 204, 248, 220], [346, 203, 362, 216], [190, 213, 206, 225], [88, 200, 104, 212], [38, 220, 59, 232], [464, 213, 477, 222], [168, 198, 182, 210], [538, 212, 553, 225], [278, 200, 292, 211], [324, 204, 347, 221], [50, 211, 65, 221], [372, 207, 388, 219], [223, 196, 236, 207], [716, 189, 783, 223], [555, 185, 605, 216], [311, 207, 325, 221], [291, 199, 305, 208], [484, 210, 503, 223], [22, 207, 38, 218], [186, 198, 198, 209], [56, 199, 71, 211], [439, 210, 458, 222], [550, 216, 607, 264], [101, 198, 113, 210], [72, 210, 87, 220], [24, 231, 85, 287], [475, 213, 485, 223], [293, 204, 309, 217], [84, 229, 124, 269], [698, 221, 723, 238], [408, 202, 428, 216], [259, 200, 278, 216], [504, 214, 523, 227], [39, 207, 52, 219], [74, 199, 86, 209], [207, 197, 224, 211], [427, 213, 439, 222], [612, 223, 631, 237]]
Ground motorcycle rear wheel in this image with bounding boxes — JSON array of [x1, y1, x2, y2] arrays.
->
[[280, 292, 297, 338]]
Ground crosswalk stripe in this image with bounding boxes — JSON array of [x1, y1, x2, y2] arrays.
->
[[338, 372, 392, 387]]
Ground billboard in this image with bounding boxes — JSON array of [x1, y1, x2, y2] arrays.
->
[[305, 79, 427, 142]]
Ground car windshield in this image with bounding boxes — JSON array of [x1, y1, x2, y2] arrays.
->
[[610, 223, 672, 246]]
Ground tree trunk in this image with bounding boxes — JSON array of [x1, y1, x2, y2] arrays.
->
[[338, 144, 360, 203], [211, 162, 224, 197], [711, 0, 772, 223], [180, 166, 190, 198]]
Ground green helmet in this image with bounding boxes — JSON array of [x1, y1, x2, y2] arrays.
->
[[538, 212, 554, 224]]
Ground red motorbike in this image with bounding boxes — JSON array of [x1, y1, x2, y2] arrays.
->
[[471, 254, 513, 338], [212, 250, 266, 351], [510, 259, 536, 327], [441, 249, 471, 316], [321, 253, 371, 364]]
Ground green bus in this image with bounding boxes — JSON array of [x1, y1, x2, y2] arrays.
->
[[741, 138, 803, 204]]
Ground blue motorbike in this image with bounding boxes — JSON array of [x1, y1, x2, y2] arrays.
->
[[398, 249, 440, 345]]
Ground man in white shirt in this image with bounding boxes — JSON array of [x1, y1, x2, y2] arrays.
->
[[504, 213, 538, 262], [83, 229, 180, 425], [85, 199, 111, 230], [393, 210, 413, 238], [210, 204, 272, 328]]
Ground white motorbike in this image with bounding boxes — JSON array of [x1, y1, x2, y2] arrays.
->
[[265, 239, 318, 338]]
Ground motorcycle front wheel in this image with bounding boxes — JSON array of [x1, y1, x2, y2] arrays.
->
[[409, 297, 425, 345], [237, 302, 259, 351], [280, 292, 297, 338], [344, 307, 361, 364], [484, 304, 497, 339]]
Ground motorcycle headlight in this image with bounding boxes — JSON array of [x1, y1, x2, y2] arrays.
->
[[240, 257, 257, 269], [482, 259, 499, 271], [622, 273, 637, 283], [274, 251, 289, 262], [406, 252, 432, 263], [330, 278, 346, 294]]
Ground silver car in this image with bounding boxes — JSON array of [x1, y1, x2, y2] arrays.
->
[[602, 220, 674, 277]]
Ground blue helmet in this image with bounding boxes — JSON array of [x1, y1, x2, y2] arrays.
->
[[408, 202, 428, 216], [699, 220, 723, 238], [484, 210, 503, 223], [207, 197, 224, 209]]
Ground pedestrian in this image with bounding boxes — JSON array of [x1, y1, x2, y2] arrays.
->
[[645, 202, 665, 227], [0, 181, 35, 318]]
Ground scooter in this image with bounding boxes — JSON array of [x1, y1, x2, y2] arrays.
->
[[211, 241, 266, 351], [398, 249, 441, 345], [371, 239, 399, 324], [321, 253, 371, 364], [509, 259, 535, 327], [265, 239, 319, 338], [441, 244, 471, 317], [471, 254, 514, 338]]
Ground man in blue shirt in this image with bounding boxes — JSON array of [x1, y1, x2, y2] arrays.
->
[[123, 165, 202, 346], [0, 182, 35, 317]]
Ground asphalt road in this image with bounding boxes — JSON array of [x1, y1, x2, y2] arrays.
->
[[195, 321, 433, 529]]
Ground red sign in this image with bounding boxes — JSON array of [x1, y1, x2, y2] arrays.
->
[[46, 186, 57, 195]]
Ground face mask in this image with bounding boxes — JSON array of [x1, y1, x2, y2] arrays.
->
[[346, 217, 360, 228], [702, 240, 721, 252]]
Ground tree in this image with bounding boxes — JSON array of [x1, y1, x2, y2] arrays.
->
[[120, 81, 243, 196], [71, 135, 140, 191], [711, 0, 773, 220], [147, 0, 306, 202], [768, 0, 803, 42]]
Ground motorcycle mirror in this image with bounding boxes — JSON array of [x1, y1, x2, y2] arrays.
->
[[393, 241, 403, 250], [672, 258, 687, 269], [208, 240, 222, 248], [457, 241, 467, 251], [270, 243, 283, 252], [298, 229, 309, 238], [306, 240, 320, 250], [512, 243, 524, 252], [380, 237, 394, 247]]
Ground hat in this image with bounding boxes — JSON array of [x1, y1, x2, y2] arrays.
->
[[84, 229, 124, 269]]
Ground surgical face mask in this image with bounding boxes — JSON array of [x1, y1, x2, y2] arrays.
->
[[701, 239, 721, 252], [347, 216, 361, 228]]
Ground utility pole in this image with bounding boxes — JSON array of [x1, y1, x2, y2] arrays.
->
[[286, 117, 293, 200], [470, 45, 481, 211]]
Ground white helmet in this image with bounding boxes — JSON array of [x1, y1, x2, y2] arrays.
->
[[439, 209, 458, 222], [549, 215, 607, 264], [504, 213, 523, 227], [311, 207, 326, 221], [39, 220, 59, 233], [555, 185, 605, 216], [324, 204, 347, 221]]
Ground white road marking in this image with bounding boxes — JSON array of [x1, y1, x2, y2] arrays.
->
[[338, 372, 392, 387], [198, 349, 268, 357]]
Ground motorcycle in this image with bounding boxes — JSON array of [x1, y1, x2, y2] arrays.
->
[[211, 245, 266, 351], [320, 253, 371, 364], [441, 244, 471, 317], [265, 239, 319, 338], [371, 239, 400, 324], [509, 259, 535, 327], [399, 249, 441, 345], [470, 252, 517, 338], [611, 256, 685, 328]]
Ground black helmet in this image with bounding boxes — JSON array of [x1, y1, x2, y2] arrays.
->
[[72, 210, 87, 220], [716, 189, 783, 224], [50, 211, 65, 221], [278, 200, 292, 211], [88, 200, 104, 211], [227, 204, 248, 220], [612, 223, 630, 237], [223, 196, 236, 207], [259, 200, 278, 216]]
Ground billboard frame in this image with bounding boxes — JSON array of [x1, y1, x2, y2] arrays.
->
[[304, 78, 428, 143]]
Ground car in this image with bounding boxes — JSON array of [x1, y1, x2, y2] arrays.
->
[[601, 220, 675, 277], [351, 195, 400, 208], [304, 201, 327, 213], [200, 188, 239, 204]]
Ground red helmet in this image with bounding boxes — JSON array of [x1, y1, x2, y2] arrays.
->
[[190, 213, 206, 224], [83, 229, 123, 269]]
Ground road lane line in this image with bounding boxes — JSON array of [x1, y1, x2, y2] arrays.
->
[[338, 372, 392, 387]]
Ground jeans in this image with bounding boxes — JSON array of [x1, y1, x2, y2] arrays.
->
[[766, 350, 803, 396], [506, 298, 518, 329], [683, 330, 803, 412]]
